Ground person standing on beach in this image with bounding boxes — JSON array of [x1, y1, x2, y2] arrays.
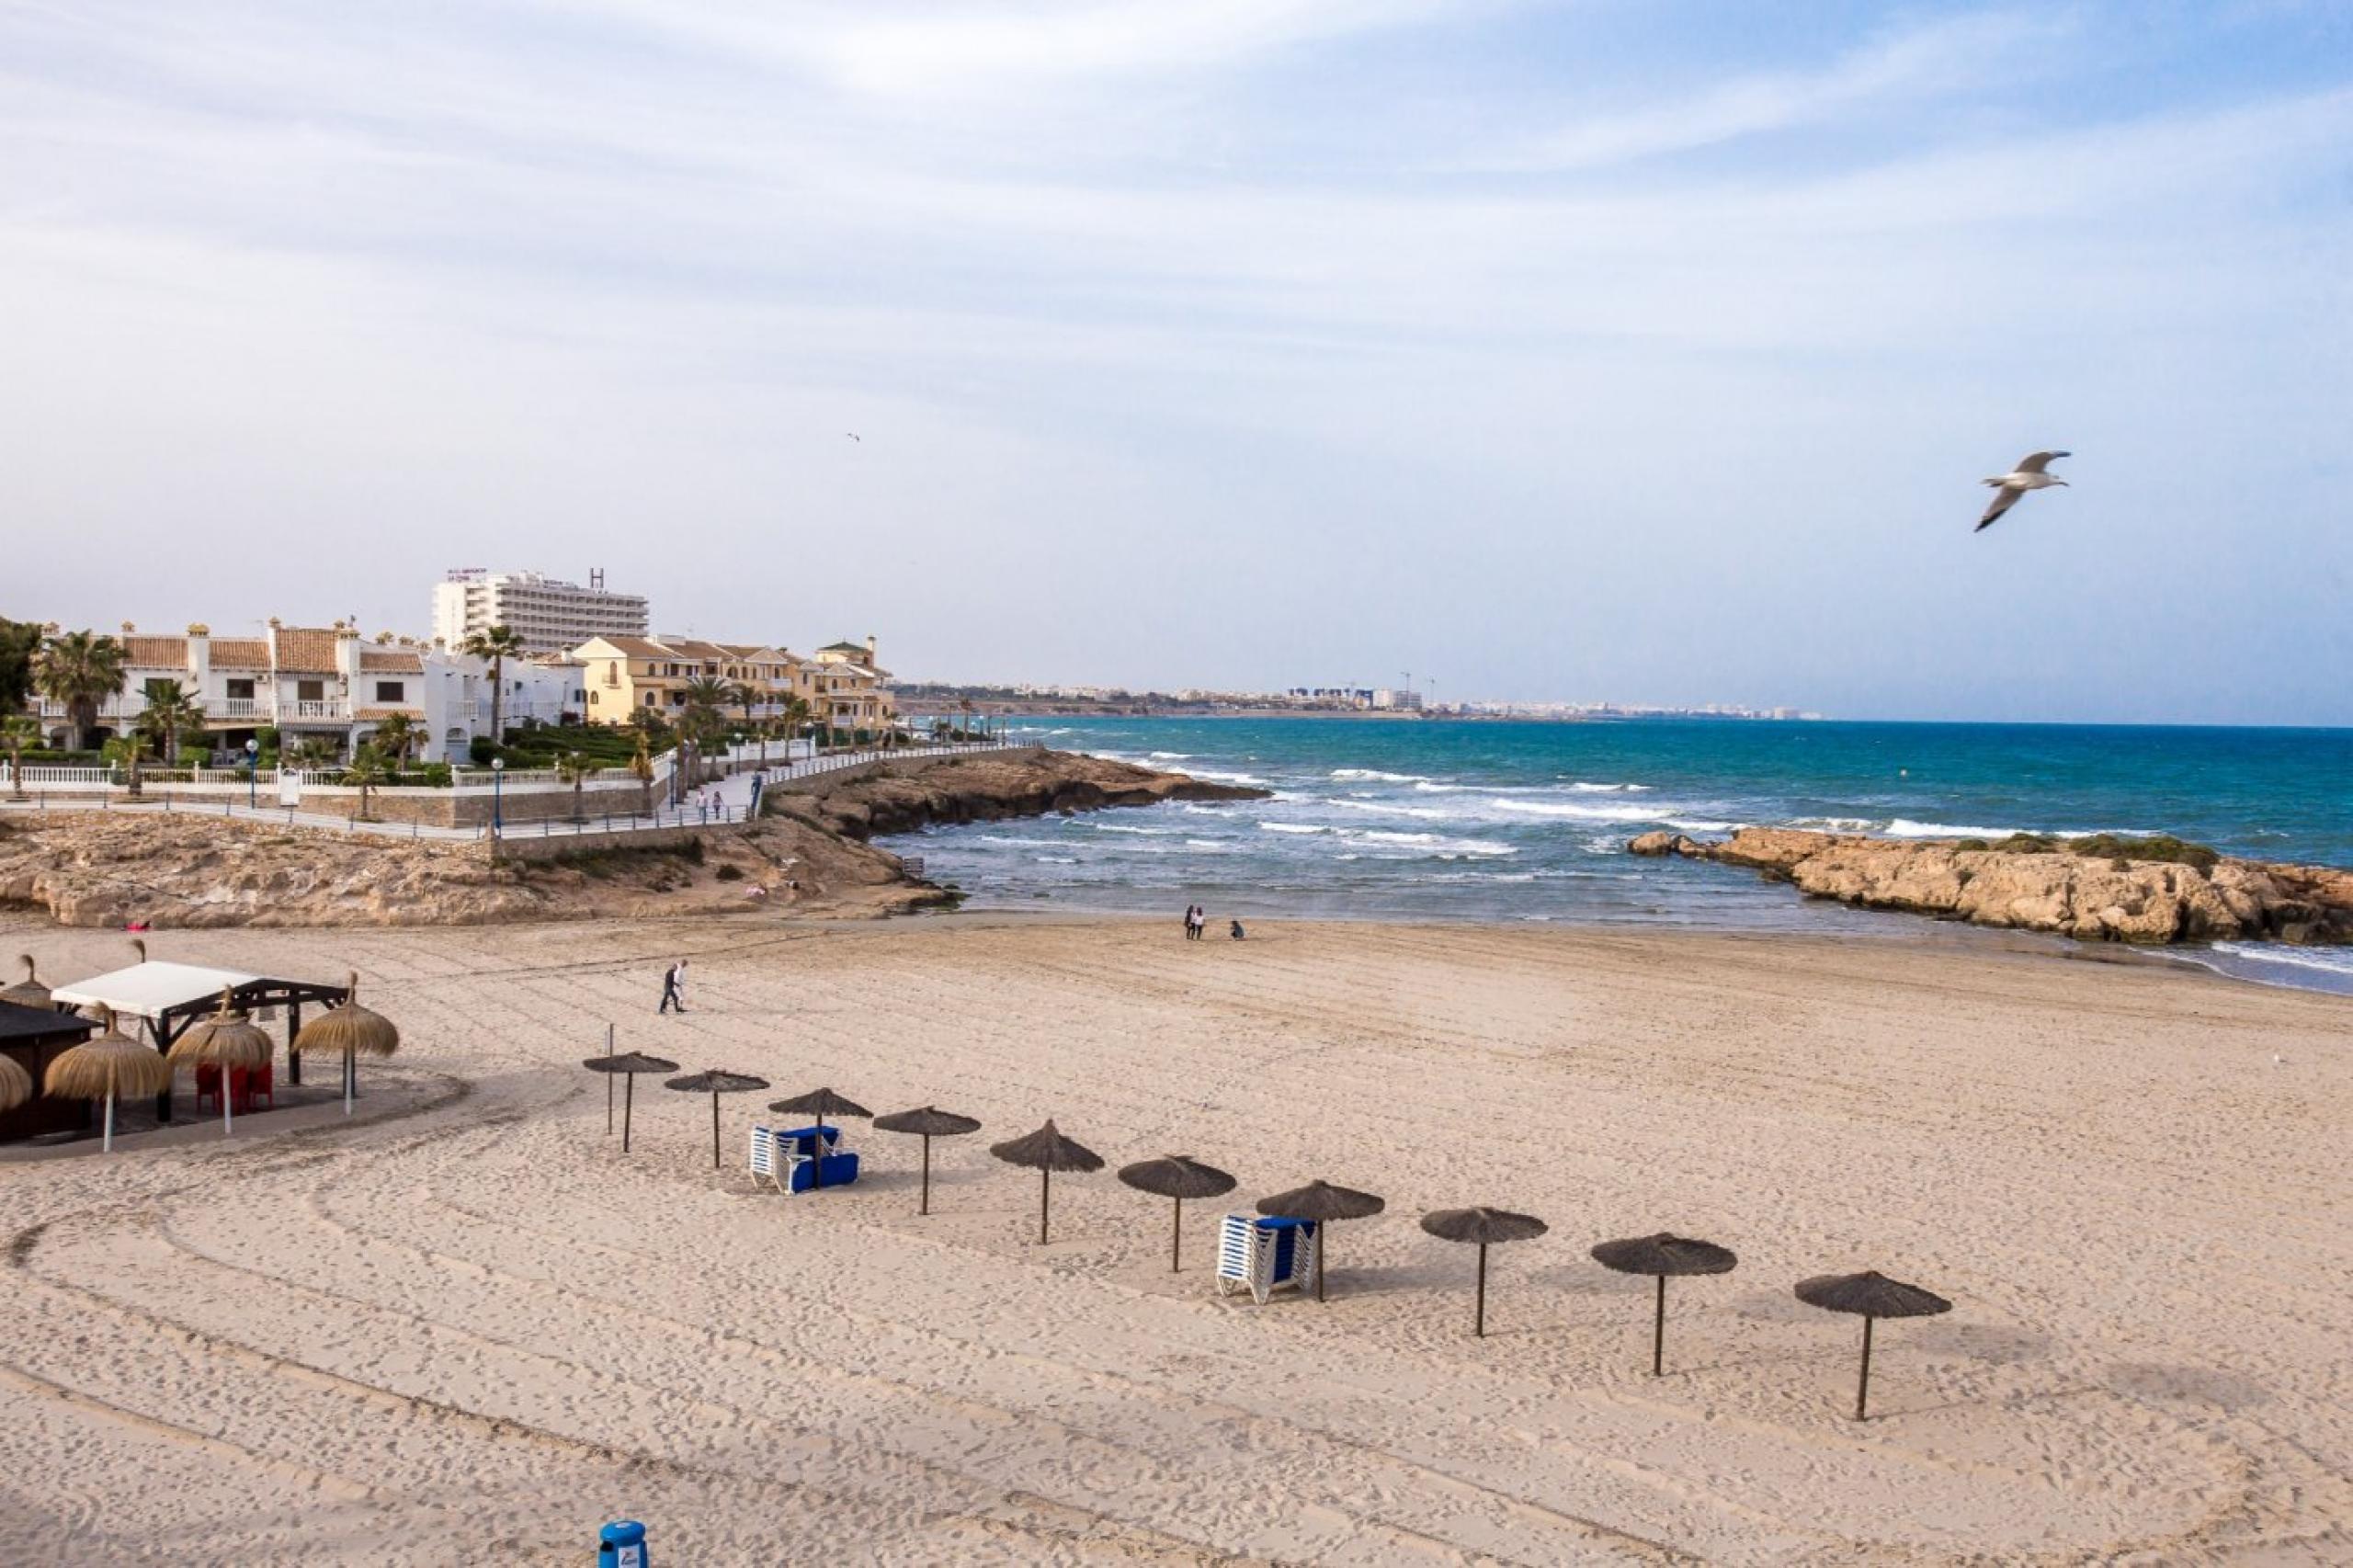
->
[[659, 959, 688, 1014]]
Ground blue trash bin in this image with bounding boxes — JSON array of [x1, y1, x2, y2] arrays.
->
[[598, 1520, 648, 1567]]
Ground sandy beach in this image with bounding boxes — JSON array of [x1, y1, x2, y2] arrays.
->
[[2, 914, 2347, 1563]]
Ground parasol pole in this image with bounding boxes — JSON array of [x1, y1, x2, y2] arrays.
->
[[710, 1090, 721, 1169], [1475, 1244, 1489, 1337], [1040, 1167, 1051, 1244], [919, 1135, 932, 1215], [605, 1023, 615, 1133], [1856, 1316, 1874, 1421], [1654, 1276, 1666, 1376], [102, 1087, 115, 1153], [1171, 1196, 1183, 1273], [623, 1072, 635, 1153]]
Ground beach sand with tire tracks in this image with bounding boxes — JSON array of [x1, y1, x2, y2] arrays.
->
[[1, 914, 2347, 1563]]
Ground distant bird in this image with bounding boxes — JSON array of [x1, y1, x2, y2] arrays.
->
[[846, 432, 861, 442], [1975, 450, 2071, 531]]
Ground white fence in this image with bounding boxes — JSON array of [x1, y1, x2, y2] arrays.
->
[[2, 739, 1021, 841]]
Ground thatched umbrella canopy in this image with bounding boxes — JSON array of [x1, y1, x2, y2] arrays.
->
[[167, 986, 274, 1139], [1794, 1270, 1952, 1420], [767, 1088, 872, 1189], [1, 954, 51, 1011], [990, 1119, 1103, 1244], [1421, 1208, 1548, 1337], [1118, 1155, 1237, 1273], [291, 972, 399, 1118], [583, 1051, 679, 1153], [872, 1106, 983, 1215], [664, 1070, 769, 1169], [1591, 1233, 1739, 1376], [1256, 1180, 1385, 1302], [44, 1009, 172, 1153], [0, 1054, 30, 1114]]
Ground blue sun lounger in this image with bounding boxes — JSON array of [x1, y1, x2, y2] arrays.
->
[[748, 1123, 860, 1194], [1216, 1213, 1319, 1303]]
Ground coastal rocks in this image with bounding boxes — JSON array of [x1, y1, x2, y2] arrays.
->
[[775, 751, 1269, 842], [1630, 827, 2353, 947]]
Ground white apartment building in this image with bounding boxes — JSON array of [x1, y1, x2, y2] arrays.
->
[[430, 569, 649, 657]]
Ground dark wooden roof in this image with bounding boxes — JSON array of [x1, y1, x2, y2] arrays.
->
[[0, 1001, 97, 1045]]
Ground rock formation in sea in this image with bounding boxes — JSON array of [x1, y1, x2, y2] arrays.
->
[[1628, 827, 2353, 945]]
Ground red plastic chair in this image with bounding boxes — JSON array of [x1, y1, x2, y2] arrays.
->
[[244, 1062, 275, 1111], [195, 1062, 222, 1110]]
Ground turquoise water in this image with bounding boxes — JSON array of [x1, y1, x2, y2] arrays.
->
[[901, 717, 2353, 994]]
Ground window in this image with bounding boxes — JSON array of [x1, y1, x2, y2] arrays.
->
[[297, 679, 324, 702], [142, 677, 174, 700], [226, 678, 255, 700], [374, 680, 405, 703]]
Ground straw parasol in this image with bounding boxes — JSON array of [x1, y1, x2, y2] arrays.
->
[[664, 1070, 769, 1169], [0, 1054, 30, 1114], [44, 1008, 172, 1153], [291, 972, 400, 1118], [989, 1119, 1103, 1244], [1421, 1207, 1548, 1337], [767, 1087, 872, 1189], [1590, 1233, 1739, 1376], [1, 954, 51, 1010], [167, 986, 274, 1139], [1257, 1180, 1385, 1302], [1794, 1269, 1952, 1420], [583, 1052, 679, 1153], [1118, 1155, 1237, 1272], [872, 1106, 983, 1215]]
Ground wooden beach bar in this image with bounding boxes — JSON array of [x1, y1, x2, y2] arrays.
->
[[0, 1001, 99, 1142], [44, 961, 351, 1126]]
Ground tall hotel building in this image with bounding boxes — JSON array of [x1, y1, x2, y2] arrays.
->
[[430, 569, 649, 657]]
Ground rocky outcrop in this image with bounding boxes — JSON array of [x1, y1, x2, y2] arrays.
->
[[771, 751, 1268, 842], [1631, 827, 2353, 945], [0, 750, 1259, 929]]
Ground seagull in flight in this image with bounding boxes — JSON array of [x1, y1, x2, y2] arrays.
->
[[846, 432, 861, 442], [1975, 450, 2070, 531]]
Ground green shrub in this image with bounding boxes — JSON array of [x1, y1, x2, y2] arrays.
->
[[470, 735, 497, 766], [714, 863, 744, 881], [1953, 837, 1990, 853], [2065, 833, 2220, 872], [1991, 833, 2059, 854]]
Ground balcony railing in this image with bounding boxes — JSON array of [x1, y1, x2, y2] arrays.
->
[[283, 699, 350, 722]]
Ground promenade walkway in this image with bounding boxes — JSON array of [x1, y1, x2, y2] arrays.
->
[[0, 742, 1017, 846]]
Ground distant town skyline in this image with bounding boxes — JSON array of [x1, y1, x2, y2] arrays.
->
[[6, 3, 2347, 726]]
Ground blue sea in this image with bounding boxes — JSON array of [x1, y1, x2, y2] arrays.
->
[[903, 718, 2353, 994]]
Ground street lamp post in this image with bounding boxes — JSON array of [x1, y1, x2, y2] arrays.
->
[[244, 737, 259, 807], [491, 755, 505, 840]]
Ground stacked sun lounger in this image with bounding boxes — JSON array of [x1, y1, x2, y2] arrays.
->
[[1216, 1213, 1318, 1304], [748, 1123, 861, 1194]]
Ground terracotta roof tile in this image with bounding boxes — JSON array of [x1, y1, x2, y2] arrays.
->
[[209, 639, 270, 670], [272, 629, 342, 671], [586, 636, 670, 658], [358, 650, 424, 672], [122, 636, 189, 667]]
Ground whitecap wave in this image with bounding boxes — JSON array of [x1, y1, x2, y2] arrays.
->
[[1332, 767, 1429, 783], [1568, 781, 1652, 793], [1883, 819, 2020, 839], [1493, 798, 1669, 823], [1328, 799, 1453, 820], [1663, 819, 1740, 833], [1191, 769, 1268, 786], [1257, 822, 1327, 835], [1147, 751, 1195, 760], [2210, 943, 2353, 978], [1090, 822, 1178, 835], [1353, 829, 1516, 857]]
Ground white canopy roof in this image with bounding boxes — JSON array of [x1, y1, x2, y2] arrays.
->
[[51, 961, 263, 1023]]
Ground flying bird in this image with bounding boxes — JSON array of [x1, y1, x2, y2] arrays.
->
[[846, 432, 861, 442], [1975, 450, 2070, 531]]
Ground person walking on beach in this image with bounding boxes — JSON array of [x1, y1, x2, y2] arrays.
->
[[659, 959, 688, 1014]]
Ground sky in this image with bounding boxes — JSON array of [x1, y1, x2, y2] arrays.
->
[[3, 1, 2348, 724]]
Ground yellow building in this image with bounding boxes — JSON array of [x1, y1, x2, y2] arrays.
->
[[574, 634, 909, 733]]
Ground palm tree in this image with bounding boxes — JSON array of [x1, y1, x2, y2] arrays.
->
[[679, 676, 731, 783], [958, 698, 976, 743], [460, 625, 527, 749], [731, 681, 769, 767], [34, 630, 126, 751], [369, 713, 419, 773], [132, 680, 206, 764], [628, 729, 654, 816], [781, 695, 813, 762], [5, 713, 41, 798], [345, 743, 392, 822], [284, 735, 335, 774], [554, 750, 597, 822]]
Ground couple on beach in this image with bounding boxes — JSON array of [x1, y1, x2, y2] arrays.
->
[[1183, 905, 1245, 942]]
